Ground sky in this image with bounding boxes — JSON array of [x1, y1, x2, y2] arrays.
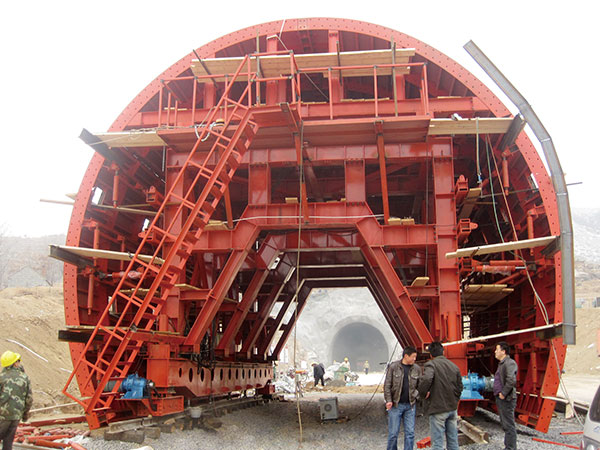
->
[[1, 0, 598, 237]]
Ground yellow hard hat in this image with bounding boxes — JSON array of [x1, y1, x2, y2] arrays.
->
[[344, 357, 349, 361], [1, 351, 21, 368]]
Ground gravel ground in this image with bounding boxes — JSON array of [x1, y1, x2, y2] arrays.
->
[[80, 393, 584, 450]]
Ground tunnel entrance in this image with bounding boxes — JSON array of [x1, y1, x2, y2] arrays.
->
[[330, 322, 389, 372]]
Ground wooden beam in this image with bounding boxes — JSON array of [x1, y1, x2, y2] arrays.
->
[[93, 130, 166, 148], [50, 245, 165, 265], [428, 118, 513, 135], [443, 323, 563, 347], [445, 236, 557, 259]]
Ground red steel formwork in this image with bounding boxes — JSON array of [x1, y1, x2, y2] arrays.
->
[[57, 18, 566, 432]]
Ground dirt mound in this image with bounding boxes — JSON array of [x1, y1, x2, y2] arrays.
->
[[0, 286, 78, 411], [563, 307, 600, 374]]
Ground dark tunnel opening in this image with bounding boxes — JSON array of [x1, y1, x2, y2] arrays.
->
[[330, 322, 389, 372]]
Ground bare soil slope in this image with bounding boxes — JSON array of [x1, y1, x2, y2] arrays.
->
[[563, 307, 600, 374], [0, 286, 76, 409]]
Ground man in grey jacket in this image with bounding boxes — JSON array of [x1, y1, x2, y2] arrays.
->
[[417, 341, 462, 450], [384, 346, 421, 450], [494, 341, 518, 450]]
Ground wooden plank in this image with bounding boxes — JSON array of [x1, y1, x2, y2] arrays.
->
[[411, 277, 430, 287], [463, 284, 514, 306], [94, 130, 166, 148], [191, 48, 415, 82], [389, 217, 415, 225], [446, 236, 557, 259], [428, 118, 513, 135], [52, 245, 165, 265], [458, 188, 481, 220]]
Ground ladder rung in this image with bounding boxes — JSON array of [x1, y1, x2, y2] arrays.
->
[[140, 312, 157, 321], [218, 170, 231, 184], [168, 192, 196, 210], [83, 359, 106, 375], [215, 141, 229, 151], [243, 125, 255, 140], [207, 128, 232, 143], [234, 139, 248, 153], [134, 258, 161, 275], [175, 243, 193, 258], [148, 226, 178, 242], [116, 360, 134, 367], [210, 184, 225, 197], [201, 201, 215, 215]]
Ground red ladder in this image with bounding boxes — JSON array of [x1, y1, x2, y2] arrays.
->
[[63, 55, 259, 425]]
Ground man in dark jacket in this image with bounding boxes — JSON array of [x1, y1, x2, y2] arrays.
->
[[312, 362, 325, 387], [417, 342, 462, 450], [384, 346, 421, 450], [0, 351, 33, 450], [494, 341, 518, 450]]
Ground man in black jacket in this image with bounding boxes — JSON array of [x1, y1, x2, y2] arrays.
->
[[494, 341, 518, 449], [384, 346, 421, 450], [417, 342, 462, 450], [312, 362, 325, 387]]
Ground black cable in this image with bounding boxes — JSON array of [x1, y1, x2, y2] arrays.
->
[[348, 341, 399, 421]]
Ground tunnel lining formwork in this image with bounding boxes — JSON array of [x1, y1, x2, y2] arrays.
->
[[57, 18, 565, 432]]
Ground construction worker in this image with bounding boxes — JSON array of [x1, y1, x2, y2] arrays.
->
[[364, 360, 370, 375], [0, 351, 33, 450], [312, 362, 326, 387], [340, 357, 351, 370]]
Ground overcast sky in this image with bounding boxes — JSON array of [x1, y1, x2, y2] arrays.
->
[[1, 1, 597, 237]]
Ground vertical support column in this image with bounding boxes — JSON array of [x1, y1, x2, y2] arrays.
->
[[203, 83, 216, 110], [266, 36, 285, 105], [328, 30, 342, 103], [432, 146, 464, 371], [375, 125, 390, 224], [161, 160, 186, 333], [249, 164, 271, 205], [345, 160, 365, 203]]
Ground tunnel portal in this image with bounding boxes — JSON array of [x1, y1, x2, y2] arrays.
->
[[330, 322, 390, 372]]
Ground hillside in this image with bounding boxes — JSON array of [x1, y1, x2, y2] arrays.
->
[[0, 234, 65, 288]]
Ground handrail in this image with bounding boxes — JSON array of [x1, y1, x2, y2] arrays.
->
[[163, 54, 427, 124]]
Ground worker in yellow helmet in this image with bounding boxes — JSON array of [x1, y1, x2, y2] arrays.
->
[[0, 351, 33, 450]]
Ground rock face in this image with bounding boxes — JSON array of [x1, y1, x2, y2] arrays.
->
[[573, 208, 600, 264], [295, 288, 402, 370]]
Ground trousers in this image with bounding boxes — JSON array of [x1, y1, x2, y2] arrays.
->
[[0, 420, 19, 450], [386, 402, 416, 450], [429, 410, 459, 450], [496, 396, 517, 449]]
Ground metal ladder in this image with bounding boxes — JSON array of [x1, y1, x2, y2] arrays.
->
[[63, 55, 259, 425]]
